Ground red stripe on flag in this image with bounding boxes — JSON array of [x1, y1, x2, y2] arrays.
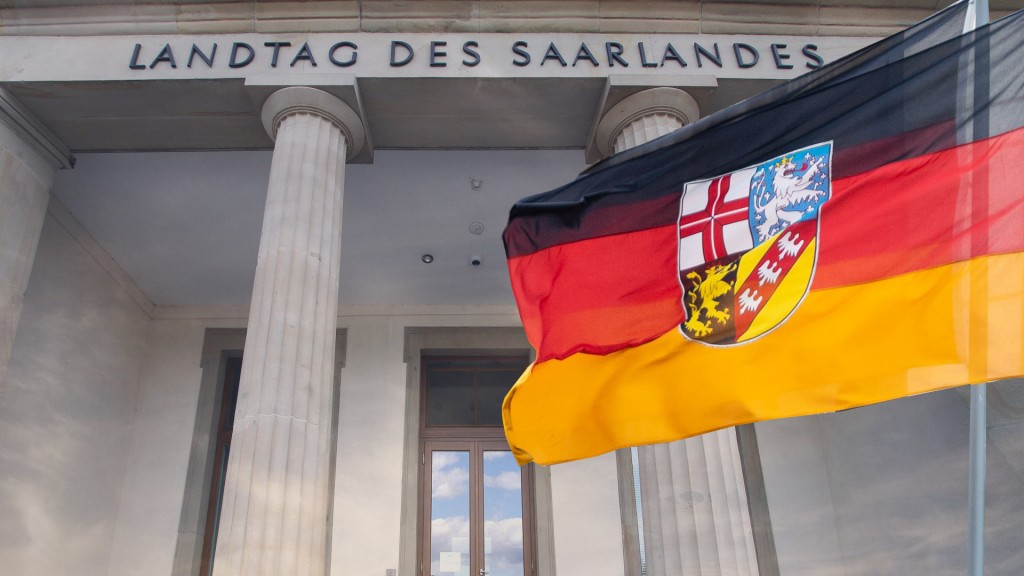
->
[[815, 124, 1024, 289], [509, 225, 683, 360], [511, 126, 1024, 362]]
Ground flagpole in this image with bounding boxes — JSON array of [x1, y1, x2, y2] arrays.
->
[[964, 2, 988, 576], [968, 385, 986, 576]]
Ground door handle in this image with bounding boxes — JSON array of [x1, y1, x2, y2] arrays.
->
[[480, 569, 488, 576]]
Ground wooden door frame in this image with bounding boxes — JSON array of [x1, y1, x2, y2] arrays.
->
[[399, 328, 554, 576], [419, 439, 536, 576]]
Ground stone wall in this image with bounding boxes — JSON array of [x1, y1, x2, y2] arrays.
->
[[3, 1, 1019, 38]]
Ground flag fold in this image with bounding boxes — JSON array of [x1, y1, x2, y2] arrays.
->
[[503, 3, 1024, 466]]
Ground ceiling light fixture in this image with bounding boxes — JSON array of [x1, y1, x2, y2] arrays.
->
[[421, 254, 434, 264]]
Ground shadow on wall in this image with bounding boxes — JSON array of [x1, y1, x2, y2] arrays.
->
[[0, 215, 150, 575]]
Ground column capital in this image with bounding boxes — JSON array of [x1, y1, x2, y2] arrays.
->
[[261, 86, 366, 162], [593, 87, 700, 160]]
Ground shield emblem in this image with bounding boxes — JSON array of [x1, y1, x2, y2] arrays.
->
[[677, 142, 832, 346]]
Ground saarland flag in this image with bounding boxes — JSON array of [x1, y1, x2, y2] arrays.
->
[[502, 4, 1024, 466]]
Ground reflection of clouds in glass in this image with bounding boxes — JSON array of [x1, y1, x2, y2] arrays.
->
[[485, 517, 524, 575], [430, 515, 469, 574], [432, 452, 462, 471], [484, 471, 521, 491], [432, 453, 469, 500], [484, 451, 512, 461]]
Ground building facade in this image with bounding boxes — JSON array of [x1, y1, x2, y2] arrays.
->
[[1, 2, 1023, 575]]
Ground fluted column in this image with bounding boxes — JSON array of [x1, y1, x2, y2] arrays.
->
[[613, 112, 685, 153], [637, 429, 759, 575], [598, 88, 760, 576], [593, 86, 697, 160], [212, 87, 364, 576], [0, 88, 72, 391]]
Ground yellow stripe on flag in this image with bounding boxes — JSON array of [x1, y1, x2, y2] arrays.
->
[[504, 251, 1024, 465]]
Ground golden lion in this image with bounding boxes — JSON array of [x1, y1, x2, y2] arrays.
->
[[683, 262, 737, 338]]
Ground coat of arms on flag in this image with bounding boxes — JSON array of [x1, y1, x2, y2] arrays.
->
[[678, 142, 832, 345], [503, 3, 1024, 466]]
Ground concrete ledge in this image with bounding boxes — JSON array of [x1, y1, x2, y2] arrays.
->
[[0, 87, 73, 172], [0, 0, 987, 36]]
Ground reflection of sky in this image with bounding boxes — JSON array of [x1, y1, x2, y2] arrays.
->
[[432, 451, 469, 500], [429, 450, 525, 576], [431, 452, 469, 576], [484, 451, 524, 576]]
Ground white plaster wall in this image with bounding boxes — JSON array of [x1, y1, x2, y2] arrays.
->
[[106, 317, 243, 576], [550, 454, 626, 576], [330, 315, 408, 576], [0, 213, 150, 576], [105, 309, 627, 576], [0, 126, 52, 391]]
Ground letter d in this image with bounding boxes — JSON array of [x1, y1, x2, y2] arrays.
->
[[229, 42, 254, 68], [390, 41, 414, 66]]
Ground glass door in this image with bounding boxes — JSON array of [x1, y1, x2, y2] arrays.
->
[[481, 444, 531, 576], [419, 354, 534, 576], [422, 441, 533, 576], [425, 444, 472, 576]]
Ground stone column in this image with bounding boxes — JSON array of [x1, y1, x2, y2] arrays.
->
[[597, 88, 761, 576], [0, 88, 72, 391], [592, 87, 697, 160], [212, 87, 364, 576]]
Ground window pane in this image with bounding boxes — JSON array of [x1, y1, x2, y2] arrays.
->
[[758, 388, 971, 574], [483, 451, 524, 576], [427, 371, 475, 426], [424, 356, 529, 428], [477, 370, 521, 426], [431, 451, 471, 576], [222, 357, 242, 431], [208, 443, 230, 570], [985, 378, 1024, 574]]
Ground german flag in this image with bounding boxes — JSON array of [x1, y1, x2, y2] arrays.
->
[[502, 4, 1024, 465]]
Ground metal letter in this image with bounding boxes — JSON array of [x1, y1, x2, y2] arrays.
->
[[329, 42, 358, 67], [771, 43, 794, 69], [462, 41, 481, 67], [229, 42, 255, 68], [390, 41, 414, 66], [733, 43, 759, 68], [429, 41, 448, 67]]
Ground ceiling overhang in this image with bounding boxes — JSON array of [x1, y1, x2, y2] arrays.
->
[[0, 32, 877, 157]]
